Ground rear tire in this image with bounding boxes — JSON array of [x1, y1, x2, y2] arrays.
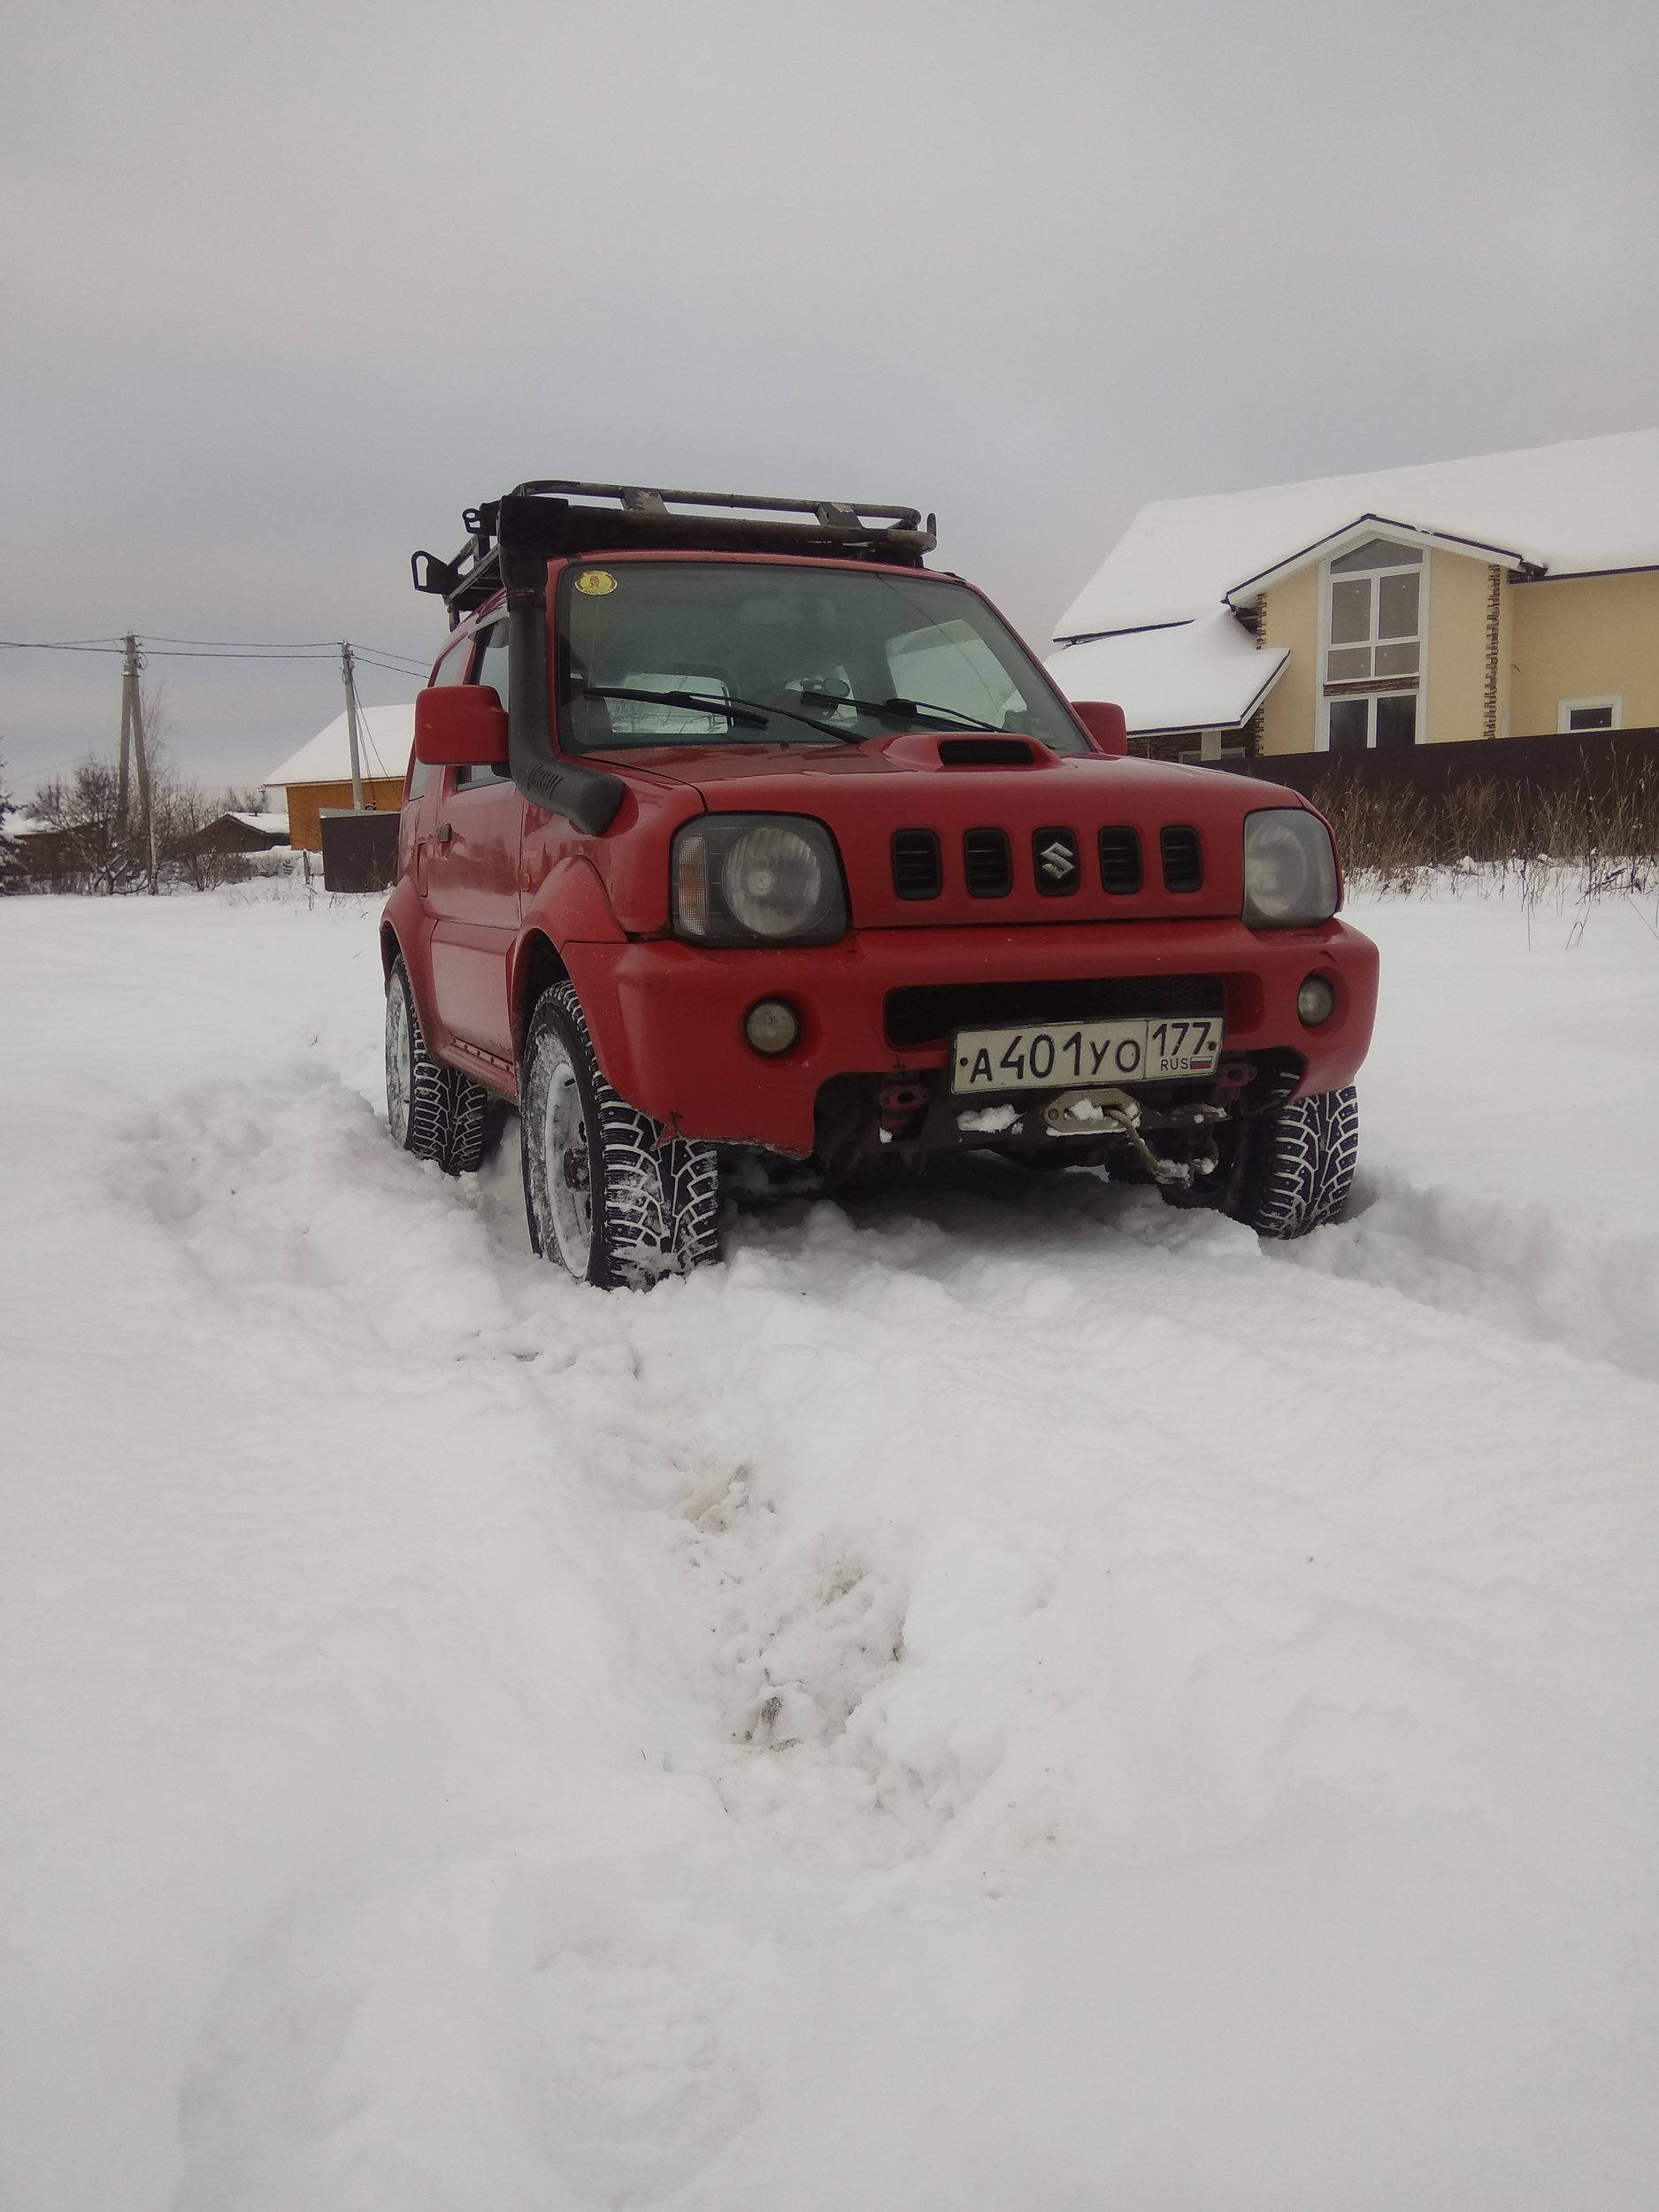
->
[[520, 982, 720, 1286], [1228, 1084, 1359, 1239], [384, 956, 497, 1176]]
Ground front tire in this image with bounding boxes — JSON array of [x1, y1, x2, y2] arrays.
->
[[1228, 1084, 1359, 1239], [384, 956, 496, 1175], [520, 983, 719, 1286]]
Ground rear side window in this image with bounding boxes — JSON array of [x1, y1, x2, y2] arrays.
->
[[408, 632, 473, 800], [456, 620, 512, 786]]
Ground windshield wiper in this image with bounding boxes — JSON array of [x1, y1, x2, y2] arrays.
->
[[573, 682, 769, 728], [799, 688, 1003, 733], [573, 681, 862, 745], [724, 691, 863, 742]]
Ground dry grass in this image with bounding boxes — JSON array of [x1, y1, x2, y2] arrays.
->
[[1312, 761, 1659, 905]]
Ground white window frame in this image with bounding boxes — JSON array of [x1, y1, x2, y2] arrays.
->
[[1557, 695, 1621, 733], [1314, 537, 1431, 752]]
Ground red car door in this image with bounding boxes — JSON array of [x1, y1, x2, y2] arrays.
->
[[422, 616, 525, 1070]]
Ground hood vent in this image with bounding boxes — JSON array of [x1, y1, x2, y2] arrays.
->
[[937, 737, 1038, 766], [891, 828, 942, 900], [962, 827, 1013, 897], [1161, 825, 1203, 893]]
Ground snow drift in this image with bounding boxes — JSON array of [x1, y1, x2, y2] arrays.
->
[[2, 879, 1656, 2211]]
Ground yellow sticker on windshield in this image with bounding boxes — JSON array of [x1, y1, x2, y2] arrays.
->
[[575, 569, 618, 595]]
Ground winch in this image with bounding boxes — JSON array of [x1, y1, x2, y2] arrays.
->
[[1041, 1087, 1225, 1187]]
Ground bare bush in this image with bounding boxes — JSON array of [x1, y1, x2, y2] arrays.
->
[[157, 780, 260, 891], [14, 744, 273, 896], [27, 760, 150, 894]]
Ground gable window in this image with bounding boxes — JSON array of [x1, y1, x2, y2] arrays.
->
[[1325, 537, 1423, 683], [1557, 696, 1620, 733], [1319, 536, 1425, 751]]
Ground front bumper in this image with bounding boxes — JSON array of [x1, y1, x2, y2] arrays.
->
[[564, 917, 1379, 1156]]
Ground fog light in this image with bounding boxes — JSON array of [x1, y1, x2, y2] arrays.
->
[[744, 999, 799, 1055], [1297, 974, 1336, 1026]]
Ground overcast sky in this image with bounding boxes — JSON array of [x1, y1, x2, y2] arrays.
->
[[4, 0, 1656, 795]]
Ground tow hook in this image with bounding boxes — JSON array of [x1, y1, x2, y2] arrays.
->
[[878, 1079, 931, 1134], [1041, 1087, 1225, 1188]]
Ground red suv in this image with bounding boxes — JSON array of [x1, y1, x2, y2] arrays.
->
[[381, 482, 1378, 1285]]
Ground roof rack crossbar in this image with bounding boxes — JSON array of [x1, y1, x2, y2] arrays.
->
[[513, 480, 926, 529], [413, 480, 937, 622]]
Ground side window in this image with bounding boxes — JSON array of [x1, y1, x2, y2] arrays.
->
[[408, 633, 472, 800], [457, 618, 513, 787], [476, 618, 510, 704]]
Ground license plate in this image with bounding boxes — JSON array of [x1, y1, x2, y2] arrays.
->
[[951, 1014, 1224, 1094]]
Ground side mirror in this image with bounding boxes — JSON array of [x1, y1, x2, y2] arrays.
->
[[414, 684, 510, 767], [1071, 700, 1128, 756]]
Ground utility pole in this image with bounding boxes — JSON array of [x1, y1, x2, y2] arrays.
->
[[130, 642, 159, 895], [341, 641, 365, 811], [117, 634, 136, 829]]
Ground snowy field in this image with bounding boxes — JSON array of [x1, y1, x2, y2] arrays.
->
[[3, 876, 1656, 2212]]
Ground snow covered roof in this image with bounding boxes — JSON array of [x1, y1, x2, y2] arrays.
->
[[1054, 426, 1659, 643], [228, 811, 291, 836], [264, 702, 415, 789], [1048, 609, 1286, 735]]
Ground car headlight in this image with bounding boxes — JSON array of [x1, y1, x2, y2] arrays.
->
[[1242, 809, 1339, 926], [672, 816, 849, 944]]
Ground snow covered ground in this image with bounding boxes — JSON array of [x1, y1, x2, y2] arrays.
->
[[3, 876, 1656, 2212]]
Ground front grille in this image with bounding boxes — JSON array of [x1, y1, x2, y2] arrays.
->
[[891, 828, 942, 900], [1098, 826, 1143, 894], [1161, 825, 1203, 893], [885, 974, 1225, 1048], [962, 827, 1013, 898], [1032, 826, 1079, 896], [937, 736, 1038, 765]]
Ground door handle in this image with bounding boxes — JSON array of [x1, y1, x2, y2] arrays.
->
[[436, 822, 453, 845]]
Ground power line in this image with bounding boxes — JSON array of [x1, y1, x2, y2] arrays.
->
[[4, 634, 434, 664], [142, 634, 346, 649], [143, 648, 339, 662], [352, 653, 430, 679]]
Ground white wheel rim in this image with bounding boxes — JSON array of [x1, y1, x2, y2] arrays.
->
[[542, 1054, 593, 1271], [385, 986, 412, 1143]]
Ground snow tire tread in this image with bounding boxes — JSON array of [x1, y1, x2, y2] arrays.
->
[[387, 956, 497, 1177], [523, 983, 720, 1287], [1239, 1084, 1360, 1240]]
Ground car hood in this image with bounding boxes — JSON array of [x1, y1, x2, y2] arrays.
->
[[594, 733, 1302, 927]]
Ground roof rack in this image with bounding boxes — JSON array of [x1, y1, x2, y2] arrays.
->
[[411, 480, 938, 623]]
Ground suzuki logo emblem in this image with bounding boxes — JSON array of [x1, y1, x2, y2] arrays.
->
[[1038, 836, 1076, 882]]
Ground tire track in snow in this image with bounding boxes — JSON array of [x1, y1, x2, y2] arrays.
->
[[114, 1069, 1659, 1856], [96, 1071, 1659, 2209]]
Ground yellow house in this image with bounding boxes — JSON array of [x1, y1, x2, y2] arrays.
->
[[263, 702, 414, 851], [1048, 428, 1659, 760]]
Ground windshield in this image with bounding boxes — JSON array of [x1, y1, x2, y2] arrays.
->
[[557, 561, 1088, 754]]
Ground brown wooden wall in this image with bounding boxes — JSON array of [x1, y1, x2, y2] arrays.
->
[[1226, 726, 1659, 802]]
